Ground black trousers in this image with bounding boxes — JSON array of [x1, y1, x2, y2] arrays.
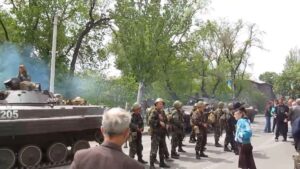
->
[[224, 129, 236, 150], [275, 122, 288, 140], [272, 118, 277, 132]]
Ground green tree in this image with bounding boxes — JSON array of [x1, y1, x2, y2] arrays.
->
[[217, 20, 263, 99], [259, 72, 278, 85], [274, 47, 300, 97], [111, 0, 206, 102], [1, 0, 111, 77]]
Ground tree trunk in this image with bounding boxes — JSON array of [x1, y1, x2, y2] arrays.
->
[[165, 78, 179, 100], [0, 18, 9, 41], [69, 25, 92, 77], [236, 85, 243, 98], [200, 68, 209, 97], [231, 70, 236, 101], [136, 81, 145, 104], [212, 78, 221, 97]]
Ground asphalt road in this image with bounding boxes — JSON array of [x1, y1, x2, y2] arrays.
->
[[53, 116, 296, 169]]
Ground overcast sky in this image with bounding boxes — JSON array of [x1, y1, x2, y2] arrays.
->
[[203, 0, 300, 80]]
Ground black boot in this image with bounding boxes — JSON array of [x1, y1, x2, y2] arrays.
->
[[171, 153, 180, 159], [159, 163, 170, 168], [215, 143, 222, 147], [189, 139, 196, 143], [138, 157, 148, 164], [215, 139, 222, 147], [150, 157, 156, 169], [200, 151, 208, 157], [178, 146, 186, 153], [160, 158, 170, 168], [150, 165, 156, 169], [233, 148, 239, 155], [196, 151, 201, 159], [224, 146, 231, 152], [165, 155, 173, 162], [154, 158, 159, 164]]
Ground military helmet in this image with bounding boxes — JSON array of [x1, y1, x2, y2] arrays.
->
[[212, 102, 218, 109], [131, 102, 141, 110], [154, 98, 165, 105], [196, 101, 204, 108], [218, 102, 224, 108], [228, 103, 234, 110], [173, 100, 182, 108]]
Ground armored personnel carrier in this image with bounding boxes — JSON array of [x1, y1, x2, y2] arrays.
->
[[0, 78, 104, 169]]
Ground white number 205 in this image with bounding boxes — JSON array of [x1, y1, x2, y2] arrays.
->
[[0, 110, 19, 119]]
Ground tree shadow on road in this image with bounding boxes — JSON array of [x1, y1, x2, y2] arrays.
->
[[253, 151, 269, 159], [179, 155, 234, 164], [205, 149, 228, 155]]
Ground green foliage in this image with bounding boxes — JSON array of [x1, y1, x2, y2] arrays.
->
[[271, 47, 300, 98], [111, 0, 206, 101], [259, 72, 278, 85], [0, 0, 274, 107], [274, 63, 300, 98]]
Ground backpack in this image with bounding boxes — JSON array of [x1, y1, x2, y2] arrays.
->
[[146, 107, 154, 126], [208, 112, 216, 124]]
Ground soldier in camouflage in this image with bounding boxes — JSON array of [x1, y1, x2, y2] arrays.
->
[[189, 103, 197, 143], [169, 100, 186, 159], [212, 102, 225, 147], [203, 102, 210, 150], [129, 103, 148, 164], [221, 103, 238, 154], [149, 98, 170, 169], [146, 105, 170, 164], [191, 101, 209, 159]]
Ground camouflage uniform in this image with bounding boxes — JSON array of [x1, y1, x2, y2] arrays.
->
[[203, 103, 210, 148], [221, 103, 238, 154], [191, 102, 208, 159], [212, 103, 225, 147], [129, 111, 146, 162], [149, 99, 170, 168], [169, 101, 185, 158], [189, 105, 197, 143]]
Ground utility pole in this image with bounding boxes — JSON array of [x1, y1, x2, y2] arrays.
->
[[49, 15, 58, 93]]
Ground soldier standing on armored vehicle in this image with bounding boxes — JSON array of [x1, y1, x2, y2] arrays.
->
[[169, 100, 186, 159], [211, 102, 225, 147], [192, 101, 209, 159], [18, 64, 37, 90], [129, 103, 148, 164], [149, 98, 170, 169], [18, 64, 31, 81]]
